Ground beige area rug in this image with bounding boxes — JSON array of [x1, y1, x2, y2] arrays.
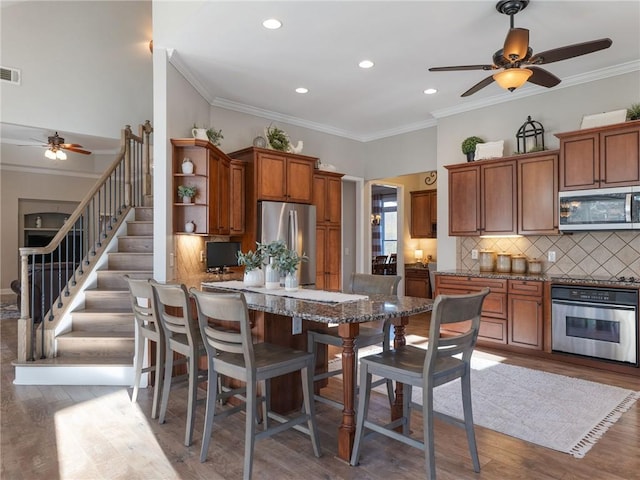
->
[[330, 345, 640, 458]]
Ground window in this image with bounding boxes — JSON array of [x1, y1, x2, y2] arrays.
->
[[382, 199, 397, 255]]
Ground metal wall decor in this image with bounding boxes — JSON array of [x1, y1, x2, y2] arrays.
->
[[516, 115, 545, 154], [424, 170, 437, 185]]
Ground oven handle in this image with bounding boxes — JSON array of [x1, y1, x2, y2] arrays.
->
[[551, 299, 637, 312]]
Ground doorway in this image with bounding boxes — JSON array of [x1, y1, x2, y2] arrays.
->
[[371, 184, 399, 275]]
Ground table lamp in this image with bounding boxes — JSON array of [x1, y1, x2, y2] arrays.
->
[[414, 249, 424, 266]]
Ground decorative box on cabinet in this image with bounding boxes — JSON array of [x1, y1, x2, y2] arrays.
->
[[228, 147, 317, 204], [171, 138, 230, 235], [556, 120, 640, 191], [410, 190, 437, 238], [313, 171, 343, 291], [405, 267, 430, 298]]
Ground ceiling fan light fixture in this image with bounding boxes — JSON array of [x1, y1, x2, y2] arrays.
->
[[56, 150, 67, 160], [493, 68, 532, 91], [44, 149, 57, 160]]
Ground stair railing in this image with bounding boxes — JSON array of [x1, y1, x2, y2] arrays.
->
[[17, 121, 153, 362]]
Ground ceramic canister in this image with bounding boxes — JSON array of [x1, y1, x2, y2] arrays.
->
[[528, 259, 543, 274], [496, 252, 512, 273], [478, 250, 496, 272], [511, 255, 527, 274]]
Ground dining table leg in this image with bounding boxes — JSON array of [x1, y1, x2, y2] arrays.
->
[[391, 315, 409, 422], [336, 322, 359, 462]]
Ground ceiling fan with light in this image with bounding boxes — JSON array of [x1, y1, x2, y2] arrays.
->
[[428, 0, 613, 97], [37, 132, 92, 160]]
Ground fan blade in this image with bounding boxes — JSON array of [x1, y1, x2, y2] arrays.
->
[[429, 64, 495, 72], [63, 146, 91, 155], [60, 143, 84, 148], [527, 67, 561, 88], [530, 38, 612, 65], [504, 28, 529, 61], [461, 75, 496, 97]]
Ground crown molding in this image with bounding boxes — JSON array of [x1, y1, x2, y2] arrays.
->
[[166, 48, 215, 104]]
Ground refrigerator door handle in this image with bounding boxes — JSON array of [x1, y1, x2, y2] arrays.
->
[[288, 210, 298, 252]]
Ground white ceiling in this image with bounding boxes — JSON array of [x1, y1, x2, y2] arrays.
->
[[155, 0, 640, 142]]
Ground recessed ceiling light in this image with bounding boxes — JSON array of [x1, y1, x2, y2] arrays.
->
[[424, 88, 438, 95], [295, 87, 308, 94], [358, 60, 374, 69], [262, 18, 282, 29]]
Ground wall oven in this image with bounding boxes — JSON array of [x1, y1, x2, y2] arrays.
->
[[551, 285, 638, 366], [559, 186, 640, 231]]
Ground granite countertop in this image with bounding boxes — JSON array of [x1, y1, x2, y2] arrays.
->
[[435, 269, 548, 282], [434, 270, 640, 288]]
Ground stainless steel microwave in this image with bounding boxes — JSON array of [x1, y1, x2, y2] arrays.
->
[[559, 186, 640, 231]]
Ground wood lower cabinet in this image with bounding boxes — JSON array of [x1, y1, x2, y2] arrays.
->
[[508, 280, 543, 350], [405, 267, 430, 298], [410, 190, 437, 238], [172, 138, 230, 235], [316, 225, 341, 291], [435, 275, 544, 350], [556, 120, 640, 191]]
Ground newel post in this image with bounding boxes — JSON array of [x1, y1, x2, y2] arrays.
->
[[17, 253, 32, 362], [123, 125, 133, 207]]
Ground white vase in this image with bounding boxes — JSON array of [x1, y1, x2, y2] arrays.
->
[[182, 196, 192, 204], [192, 128, 208, 141], [284, 272, 298, 291], [243, 269, 264, 287], [265, 260, 280, 289], [184, 221, 195, 233], [181, 158, 194, 174]]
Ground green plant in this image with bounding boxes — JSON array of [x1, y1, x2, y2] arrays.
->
[[258, 240, 287, 259], [266, 124, 290, 151], [206, 128, 223, 146], [275, 249, 308, 275], [461, 136, 485, 155], [177, 185, 197, 198], [627, 103, 640, 121], [236, 246, 264, 271]]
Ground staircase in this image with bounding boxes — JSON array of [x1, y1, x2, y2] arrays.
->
[[13, 207, 153, 385]]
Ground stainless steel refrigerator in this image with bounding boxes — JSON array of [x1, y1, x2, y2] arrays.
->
[[258, 201, 316, 286]]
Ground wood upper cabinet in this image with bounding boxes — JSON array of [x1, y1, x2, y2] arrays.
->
[[446, 160, 516, 236], [313, 172, 342, 224], [518, 153, 559, 235], [410, 190, 437, 238], [556, 120, 640, 191], [229, 160, 246, 235], [171, 138, 230, 235], [447, 151, 559, 236], [254, 150, 316, 203]]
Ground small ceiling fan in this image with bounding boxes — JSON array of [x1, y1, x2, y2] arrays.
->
[[26, 132, 92, 160], [428, 0, 613, 97]]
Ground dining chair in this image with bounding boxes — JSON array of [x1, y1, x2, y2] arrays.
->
[[386, 253, 398, 275], [372, 255, 388, 275], [350, 288, 490, 479], [124, 275, 164, 419], [307, 272, 401, 409], [150, 281, 207, 447], [190, 289, 321, 480]]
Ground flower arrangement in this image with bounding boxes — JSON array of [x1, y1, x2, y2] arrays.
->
[[236, 245, 264, 271], [266, 124, 290, 151], [627, 103, 640, 121], [206, 128, 224, 146], [177, 185, 197, 198], [274, 249, 308, 275], [259, 240, 287, 260]]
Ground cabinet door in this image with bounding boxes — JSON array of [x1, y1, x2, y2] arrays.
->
[[509, 294, 543, 350], [518, 154, 558, 235], [286, 158, 314, 203], [256, 152, 287, 200], [410, 190, 433, 238], [601, 126, 640, 187], [482, 160, 517, 235], [216, 157, 230, 235], [405, 269, 429, 298], [315, 225, 341, 291], [429, 190, 437, 225], [326, 176, 342, 224], [313, 175, 327, 223], [559, 132, 599, 190], [448, 166, 480, 236], [230, 161, 246, 235]]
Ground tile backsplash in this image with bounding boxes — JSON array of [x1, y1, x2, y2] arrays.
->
[[458, 231, 640, 278]]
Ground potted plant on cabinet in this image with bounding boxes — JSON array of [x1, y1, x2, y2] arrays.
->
[[461, 136, 485, 162], [275, 249, 308, 291], [265, 124, 290, 152], [237, 246, 265, 286], [178, 185, 197, 204], [258, 240, 287, 289], [206, 128, 223, 146]]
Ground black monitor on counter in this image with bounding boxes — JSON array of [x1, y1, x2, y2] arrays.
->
[[206, 241, 241, 273]]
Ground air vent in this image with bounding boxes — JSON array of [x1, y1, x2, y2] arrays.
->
[[1, 66, 21, 85]]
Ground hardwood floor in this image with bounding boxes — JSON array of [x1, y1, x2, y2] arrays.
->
[[1, 312, 638, 479]]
